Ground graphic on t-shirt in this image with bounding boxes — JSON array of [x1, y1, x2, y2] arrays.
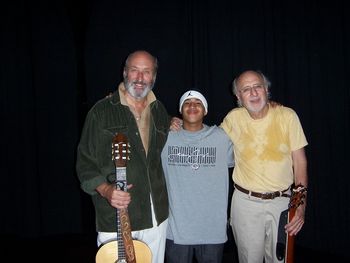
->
[[165, 145, 217, 170]]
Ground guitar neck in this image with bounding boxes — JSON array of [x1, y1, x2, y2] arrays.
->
[[284, 184, 307, 263], [285, 209, 296, 263], [116, 208, 127, 260], [97, 133, 149, 263], [115, 166, 127, 260], [115, 166, 136, 263]]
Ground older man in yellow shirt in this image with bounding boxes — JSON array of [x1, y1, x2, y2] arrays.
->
[[221, 70, 308, 263]]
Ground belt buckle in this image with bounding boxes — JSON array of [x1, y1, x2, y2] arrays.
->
[[263, 192, 276, 199]]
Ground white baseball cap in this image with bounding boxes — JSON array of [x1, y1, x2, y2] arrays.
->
[[179, 90, 208, 114]]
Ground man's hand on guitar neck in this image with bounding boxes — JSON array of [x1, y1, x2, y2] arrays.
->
[[96, 182, 133, 209], [285, 202, 306, 236]]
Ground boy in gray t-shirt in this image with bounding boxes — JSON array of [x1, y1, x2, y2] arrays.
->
[[161, 90, 234, 263]]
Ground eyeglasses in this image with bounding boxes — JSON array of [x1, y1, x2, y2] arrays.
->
[[238, 84, 265, 95]]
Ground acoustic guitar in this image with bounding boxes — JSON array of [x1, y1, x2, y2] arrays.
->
[[95, 133, 152, 263], [276, 184, 307, 263]]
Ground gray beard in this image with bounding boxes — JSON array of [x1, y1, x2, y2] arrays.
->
[[124, 80, 153, 99]]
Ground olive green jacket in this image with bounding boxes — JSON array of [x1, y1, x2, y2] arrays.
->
[[76, 90, 170, 232]]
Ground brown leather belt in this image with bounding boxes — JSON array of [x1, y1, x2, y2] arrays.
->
[[234, 184, 290, 199]]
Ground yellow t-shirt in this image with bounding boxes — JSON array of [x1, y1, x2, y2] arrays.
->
[[221, 105, 308, 192]]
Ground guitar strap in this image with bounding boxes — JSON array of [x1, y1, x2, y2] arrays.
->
[[276, 208, 288, 261], [276, 184, 293, 261], [120, 208, 137, 263]]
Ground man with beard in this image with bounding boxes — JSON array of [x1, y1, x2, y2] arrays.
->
[[221, 70, 308, 263], [76, 50, 170, 263]]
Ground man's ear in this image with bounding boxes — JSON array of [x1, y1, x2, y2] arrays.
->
[[236, 94, 241, 103]]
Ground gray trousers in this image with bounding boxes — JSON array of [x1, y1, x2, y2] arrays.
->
[[165, 239, 224, 263]]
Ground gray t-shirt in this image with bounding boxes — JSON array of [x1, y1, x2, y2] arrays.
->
[[161, 124, 234, 245]]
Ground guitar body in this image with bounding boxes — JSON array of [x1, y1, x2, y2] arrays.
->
[[96, 240, 152, 263]]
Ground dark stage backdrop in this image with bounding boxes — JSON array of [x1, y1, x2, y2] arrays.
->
[[2, 0, 349, 260]]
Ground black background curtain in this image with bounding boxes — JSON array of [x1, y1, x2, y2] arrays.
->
[[2, 0, 349, 259]]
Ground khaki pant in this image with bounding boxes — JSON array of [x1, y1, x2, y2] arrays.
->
[[230, 189, 289, 263]]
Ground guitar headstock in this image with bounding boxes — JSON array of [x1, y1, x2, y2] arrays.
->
[[289, 184, 307, 209], [112, 133, 130, 168]]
